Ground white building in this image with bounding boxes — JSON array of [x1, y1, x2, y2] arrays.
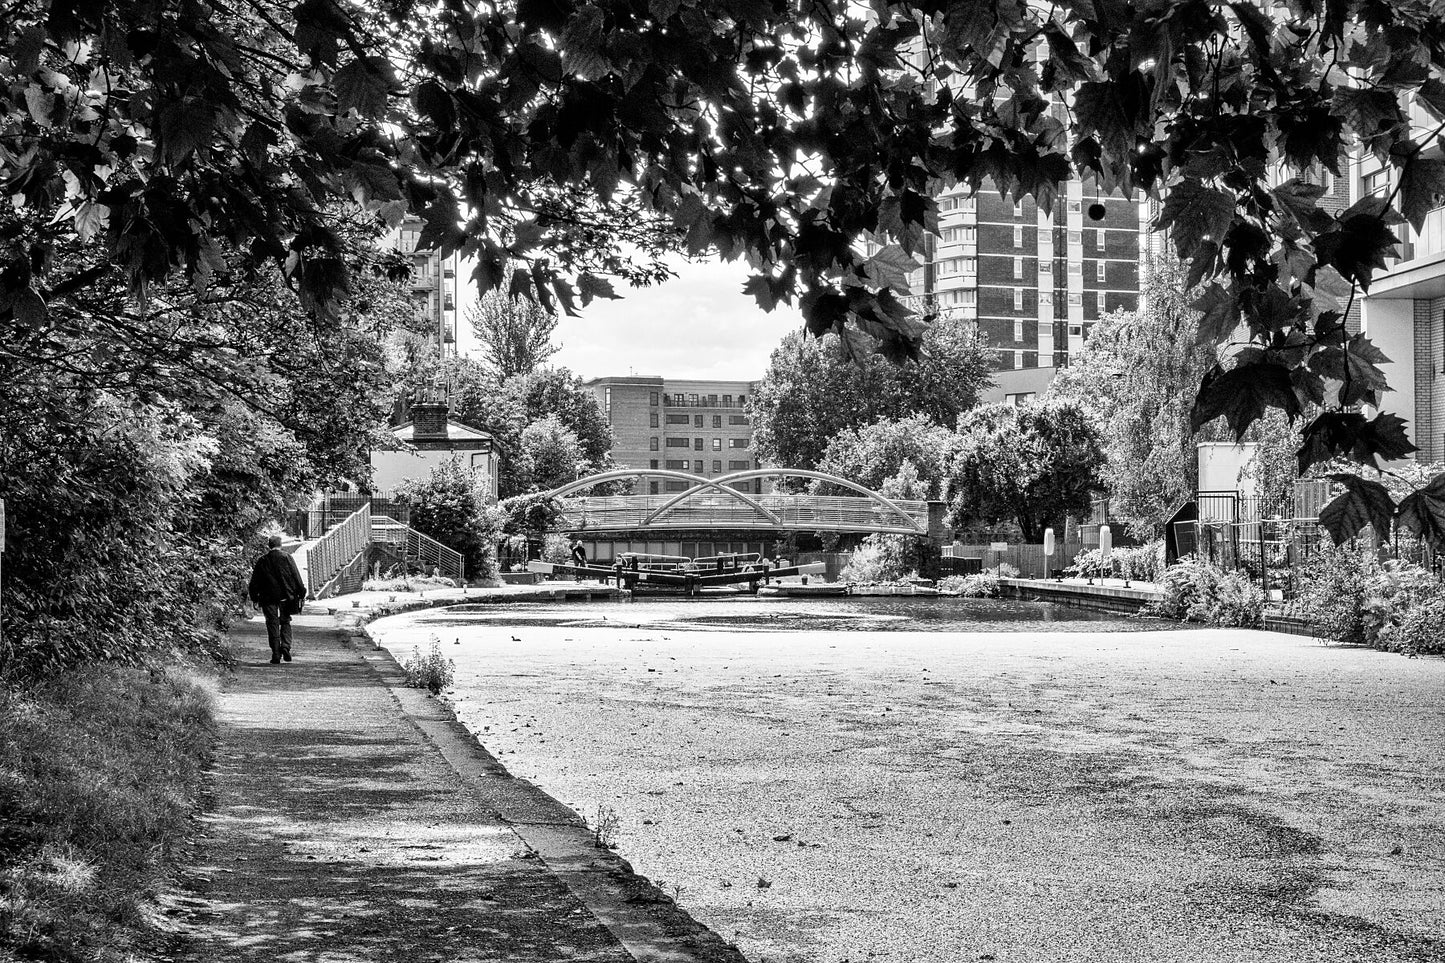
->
[[369, 401, 499, 500]]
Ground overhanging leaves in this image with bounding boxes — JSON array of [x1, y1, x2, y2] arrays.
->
[[1396, 474, 1445, 552], [1191, 361, 1301, 438], [1318, 474, 1396, 545], [1297, 411, 1418, 473]]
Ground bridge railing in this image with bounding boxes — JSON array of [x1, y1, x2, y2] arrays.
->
[[556, 493, 929, 533], [299, 505, 371, 598]]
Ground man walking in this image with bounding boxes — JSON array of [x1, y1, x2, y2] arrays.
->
[[248, 534, 307, 664]]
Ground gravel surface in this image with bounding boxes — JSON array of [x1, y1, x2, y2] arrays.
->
[[372, 598, 1445, 963]]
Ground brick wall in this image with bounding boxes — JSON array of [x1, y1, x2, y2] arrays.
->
[[1415, 297, 1445, 463]]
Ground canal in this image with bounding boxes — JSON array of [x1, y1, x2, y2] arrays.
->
[[369, 596, 1445, 963]]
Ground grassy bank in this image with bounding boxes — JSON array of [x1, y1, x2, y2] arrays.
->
[[0, 665, 216, 961]]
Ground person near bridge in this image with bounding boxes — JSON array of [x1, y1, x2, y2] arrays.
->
[[247, 534, 307, 664]]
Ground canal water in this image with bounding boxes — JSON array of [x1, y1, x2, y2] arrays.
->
[[369, 595, 1445, 963]]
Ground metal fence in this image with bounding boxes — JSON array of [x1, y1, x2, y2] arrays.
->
[[300, 505, 371, 598]]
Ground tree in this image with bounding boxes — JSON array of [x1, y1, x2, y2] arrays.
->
[[517, 416, 585, 493], [469, 287, 560, 380], [949, 401, 1106, 543], [1048, 258, 1218, 538], [505, 368, 614, 472], [393, 460, 502, 580], [812, 416, 959, 500], [752, 316, 994, 472], [7, 1, 1445, 544]]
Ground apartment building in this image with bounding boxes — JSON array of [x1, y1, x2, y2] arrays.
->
[[1355, 104, 1445, 464], [392, 216, 461, 357], [585, 376, 762, 492], [921, 180, 1148, 404]]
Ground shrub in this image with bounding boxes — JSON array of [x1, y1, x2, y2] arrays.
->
[[0, 666, 216, 961], [1297, 540, 1377, 645], [1299, 541, 1445, 651], [401, 638, 455, 695], [1066, 541, 1164, 582], [995, 562, 1020, 578], [1396, 591, 1445, 655], [394, 460, 504, 581], [1147, 557, 1264, 628], [841, 534, 915, 583]]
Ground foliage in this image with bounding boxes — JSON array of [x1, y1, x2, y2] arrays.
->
[[1297, 540, 1445, 653], [468, 282, 561, 380], [0, 666, 215, 961], [499, 492, 566, 539], [504, 368, 614, 474], [943, 571, 1001, 598], [751, 317, 994, 471], [1241, 411, 1304, 512], [1067, 542, 1165, 582], [394, 460, 503, 581], [1147, 558, 1265, 628], [401, 639, 455, 696], [6, 0, 1445, 541], [361, 571, 460, 592], [542, 534, 575, 565], [840, 535, 915, 584], [812, 417, 958, 500], [948, 401, 1106, 543], [1048, 258, 1220, 539], [517, 416, 586, 493]]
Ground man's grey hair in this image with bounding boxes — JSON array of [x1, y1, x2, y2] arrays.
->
[[267, 533, 283, 549]]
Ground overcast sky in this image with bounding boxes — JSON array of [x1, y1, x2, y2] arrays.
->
[[455, 256, 802, 382]]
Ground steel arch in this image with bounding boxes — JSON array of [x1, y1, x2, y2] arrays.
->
[[641, 468, 926, 534], [543, 468, 782, 526]]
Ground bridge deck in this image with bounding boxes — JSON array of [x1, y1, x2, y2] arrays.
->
[[556, 493, 929, 534]]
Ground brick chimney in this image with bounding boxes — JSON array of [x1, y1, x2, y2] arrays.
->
[[411, 401, 449, 440]]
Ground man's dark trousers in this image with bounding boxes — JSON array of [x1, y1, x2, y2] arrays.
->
[[260, 603, 293, 662]]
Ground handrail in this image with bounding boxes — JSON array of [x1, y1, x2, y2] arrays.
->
[[300, 504, 371, 597]]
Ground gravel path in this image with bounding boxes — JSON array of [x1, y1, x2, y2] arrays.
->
[[372, 599, 1445, 963]]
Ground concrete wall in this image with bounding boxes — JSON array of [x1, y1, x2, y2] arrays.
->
[[370, 449, 496, 498], [1197, 443, 1257, 495], [1361, 297, 1418, 457]]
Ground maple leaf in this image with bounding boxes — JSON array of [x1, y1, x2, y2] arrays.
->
[[1318, 473, 1396, 545], [1271, 179, 1332, 236], [863, 245, 919, 294], [1276, 104, 1344, 175], [1190, 361, 1301, 438], [1397, 152, 1445, 231], [1396, 473, 1445, 552], [1297, 411, 1417, 473], [1313, 196, 1402, 291], [1158, 181, 1236, 264], [1191, 282, 1240, 347], [334, 57, 394, 118], [577, 272, 619, 306]]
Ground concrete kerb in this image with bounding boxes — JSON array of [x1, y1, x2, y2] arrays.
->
[[335, 591, 748, 963]]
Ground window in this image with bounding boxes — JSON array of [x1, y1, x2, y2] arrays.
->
[[1068, 200, 1082, 213], [963, 258, 977, 275], [1013, 288, 1024, 311], [1068, 292, 1082, 305], [712, 438, 722, 450], [723, 394, 732, 406], [708, 393, 718, 405], [712, 415, 722, 428], [1069, 324, 1083, 336], [667, 413, 689, 425], [649, 437, 659, 450], [1069, 261, 1082, 274], [666, 437, 689, 448], [961, 196, 976, 212], [694, 437, 703, 450], [650, 459, 659, 469], [730, 438, 749, 448], [649, 412, 659, 428], [1096, 261, 1107, 282], [1068, 229, 1081, 244], [999, 349, 1016, 369], [649, 391, 659, 405], [693, 459, 703, 473], [694, 414, 703, 428], [712, 460, 722, 472], [729, 414, 748, 425], [1097, 291, 1107, 312], [604, 387, 612, 416], [689, 393, 698, 404], [666, 459, 689, 469], [1040, 291, 1053, 305], [665, 481, 688, 492], [729, 459, 750, 471], [1013, 199, 1023, 216], [1013, 224, 1023, 247], [1013, 319, 1024, 342], [650, 481, 659, 494], [1363, 167, 1389, 198], [1013, 257, 1023, 279], [1093, 229, 1103, 251], [738, 394, 746, 405]]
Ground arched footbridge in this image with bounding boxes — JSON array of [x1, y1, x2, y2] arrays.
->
[[543, 469, 931, 535]]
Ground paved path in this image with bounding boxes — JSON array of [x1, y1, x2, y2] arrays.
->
[[168, 608, 742, 963]]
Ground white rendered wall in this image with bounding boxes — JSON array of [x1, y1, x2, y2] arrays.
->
[[1359, 297, 1417, 446]]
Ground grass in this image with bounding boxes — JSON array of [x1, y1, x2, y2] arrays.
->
[[0, 664, 217, 962]]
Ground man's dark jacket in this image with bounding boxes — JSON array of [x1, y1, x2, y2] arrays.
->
[[248, 548, 306, 605]]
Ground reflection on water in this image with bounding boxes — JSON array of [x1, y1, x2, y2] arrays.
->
[[423, 594, 1176, 634]]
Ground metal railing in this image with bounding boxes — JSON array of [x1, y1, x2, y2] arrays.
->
[[556, 493, 930, 534], [372, 517, 465, 581], [300, 505, 371, 597]]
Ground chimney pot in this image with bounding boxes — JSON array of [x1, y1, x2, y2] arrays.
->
[[412, 401, 449, 440]]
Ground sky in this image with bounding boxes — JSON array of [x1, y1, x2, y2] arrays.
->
[[454, 256, 804, 382]]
